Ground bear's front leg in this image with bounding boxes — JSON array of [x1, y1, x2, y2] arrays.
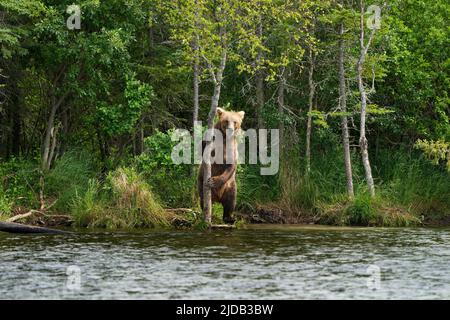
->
[[206, 176, 224, 189], [207, 163, 236, 190]]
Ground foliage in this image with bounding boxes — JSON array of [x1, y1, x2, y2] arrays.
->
[[0, 0, 449, 228], [0, 186, 13, 217], [97, 74, 153, 137], [0, 158, 40, 210], [415, 139, 450, 171], [135, 130, 196, 208]]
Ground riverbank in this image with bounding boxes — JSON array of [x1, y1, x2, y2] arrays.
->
[[1, 148, 449, 230], [2, 200, 449, 233]]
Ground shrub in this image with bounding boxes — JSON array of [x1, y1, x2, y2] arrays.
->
[[134, 130, 196, 208], [0, 158, 40, 210]]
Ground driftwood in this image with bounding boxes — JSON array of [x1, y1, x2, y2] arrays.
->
[[6, 209, 73, 226], [211, 224, 236, 229], [165, 208, 198, 221], [165, 208, 195, 213], [7, 210, 43, 223], [1, 206, 73, 234], [0, 221, 71, 234], [7, 210, 72, 223]]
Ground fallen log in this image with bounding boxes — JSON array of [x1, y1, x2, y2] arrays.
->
[[0, 221, 71, 234], [211, 224, 236, 229], [6, 210, 73, 227], [7, 210, 42, 223]]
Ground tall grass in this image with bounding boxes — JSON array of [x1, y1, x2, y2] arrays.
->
[[134, 131, 197, 209], [71, 167, 172, 229], [0, 158, 40, 210], [237, 164, 279, 211], [0, 186, 13, 217], [45, 151, 94, 212], [375, 150, 450, 222], [276, 140, 363, 215], [255, 134, 448, 226], [317, 193, 420, 226]]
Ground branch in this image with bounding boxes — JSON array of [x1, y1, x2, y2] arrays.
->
[[200, 52, 217, 85]]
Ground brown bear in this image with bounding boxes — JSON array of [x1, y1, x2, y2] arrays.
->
[[198, 107, 245, 224]]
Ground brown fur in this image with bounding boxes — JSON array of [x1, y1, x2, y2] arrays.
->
[[198, 107, 245, 223]]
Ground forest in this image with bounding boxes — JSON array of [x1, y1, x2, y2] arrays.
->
[[0, 0, 449, 230]]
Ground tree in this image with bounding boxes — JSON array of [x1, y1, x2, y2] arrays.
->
[[305, 25, 316, 176], [338, 19, 354, 198], [161, 0, 264, 224], [356, 0, 380, 197], [336, 1, 355, 198]]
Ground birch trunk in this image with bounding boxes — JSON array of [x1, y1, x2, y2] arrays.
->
[[192, 5, 200, 126], [305, 48, 315, 176], [203, 51, 227, 225], [277, 66, 286, 146], [357, 1, 376, 197], [255, 20, 264, 129], [339, 22, 354, 198], [193, 58, 199, 126]]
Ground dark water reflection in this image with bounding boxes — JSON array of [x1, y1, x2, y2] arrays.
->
[[1, 225, 449, 299]]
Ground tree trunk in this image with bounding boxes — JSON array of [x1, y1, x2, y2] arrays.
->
[[41, 92, 67, 171], [277, 66, 286, 145], [305, 48, 315, 176], [192, 2, 200, 127], [41, 100, 58, 171], [47, 125, 59, 169], [339, 22, 354, 198], [203, 51, 227, 225], [58, 107, 69, 158], [193, 53, 200, 126], [0, 221, 71, 234], [256, 71, 264, 129], [10, 74, 21, 156], [357, 1, 376, 197], [255, 20, 265, 129]]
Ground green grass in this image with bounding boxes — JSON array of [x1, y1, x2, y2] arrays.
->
[[45, 150, 94, 213], [317, 193, 420, 227], [251, 140, 448, 226], [0, 188, 13, 218], [375, 150, 450, 222], [71, 167, 173, 229]]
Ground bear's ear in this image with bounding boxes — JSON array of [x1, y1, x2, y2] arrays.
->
[[217, 107, 225, 117], [238, 111, 245, 119]]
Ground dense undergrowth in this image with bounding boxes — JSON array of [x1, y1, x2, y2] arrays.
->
[[0, 130, 449, 228]]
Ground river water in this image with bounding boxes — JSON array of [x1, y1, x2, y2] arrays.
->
[[0, 225, 449, 299]]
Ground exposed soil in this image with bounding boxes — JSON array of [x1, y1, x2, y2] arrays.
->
[[236, 204, 318, 225]]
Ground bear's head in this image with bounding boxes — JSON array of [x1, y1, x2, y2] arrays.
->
[[216, 107, 245, 134]]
